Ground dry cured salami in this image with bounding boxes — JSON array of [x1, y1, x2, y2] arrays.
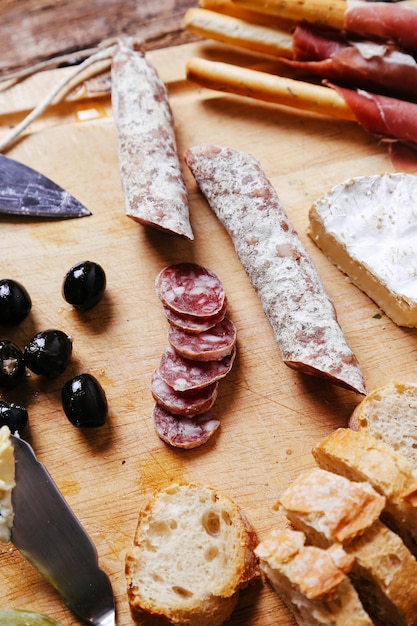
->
[[158, 345, 236, 392], [168, 317, 236, 361], [151, 369, 218, 417], [163, 300, 227, 333], [155, 263, 225, 317], [152, 404, 220, 448], [111, 38, 193, 240], [185, 145, 366, 395]]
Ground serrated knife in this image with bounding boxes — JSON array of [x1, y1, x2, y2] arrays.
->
[[0, 154, 91, 218], [11, 435, 115, 626]]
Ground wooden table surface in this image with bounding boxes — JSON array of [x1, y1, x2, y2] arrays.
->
[[1, 3, 417, 626], [0, 0, 197, 77]]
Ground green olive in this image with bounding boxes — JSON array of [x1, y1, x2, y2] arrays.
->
[[0, 609, 62, 625]]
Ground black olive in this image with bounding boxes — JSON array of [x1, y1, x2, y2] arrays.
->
[[0, 279, 32, 326], [0, 340, 25, 388], [24, 329, 73, 378], [0, 400, 28, 436], [61, 373, 108, 427], [62, 261, 106, 311]]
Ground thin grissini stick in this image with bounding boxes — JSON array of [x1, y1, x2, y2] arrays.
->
[[186, 57, 356, 121], [111, 38, 194, 240], [232, 0, 417, 54], [186, 10, 417, 104], [199, 0, 296, 29], [184, 8, 293, 59], [184, 145, 366, 395], [232, 0, 346, 30]]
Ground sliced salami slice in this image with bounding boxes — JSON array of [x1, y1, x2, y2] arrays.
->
[[111, 38, 193, 240], [163, 299, 227, 333], [185, 145, 366, 395], [168, 317, 236, 361], [153, 404, 220, 448], [151, 369, 218, 417], [158, 345, 236, 392], [155, 263, 225, 317]]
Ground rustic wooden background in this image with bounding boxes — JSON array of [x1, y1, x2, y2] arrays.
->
[[0, 0, 197, 76]]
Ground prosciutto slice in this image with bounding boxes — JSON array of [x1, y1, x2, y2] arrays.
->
[[330, 84, 417, 151], [344, 2, 417, 55], [288, 25, 417, 102]]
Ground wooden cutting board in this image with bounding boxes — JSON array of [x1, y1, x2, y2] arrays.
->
[[1, 40, 416, 626]]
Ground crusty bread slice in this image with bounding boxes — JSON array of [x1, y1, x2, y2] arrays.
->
[[0, 426, 15, 543], [125, 482, 260, 626], [276, 467, 385, 545], [277, 468, 417, 626], [349, 381, 417, 469], [255, 528, 373, 626], [312, 427, 417, 558]]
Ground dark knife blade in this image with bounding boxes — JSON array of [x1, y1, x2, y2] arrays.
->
[[0, 154, 92, 218], [11, 435, 115, 626]]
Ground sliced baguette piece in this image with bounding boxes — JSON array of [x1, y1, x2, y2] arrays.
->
[[349, 381, 417, 468], [0, 426, 15, 543], [276, 467, 386, 545], [125, 482, 260, 626], [313, 427, 417, 558], [277, 468, 417, 626], [255, 528, 373, 626]]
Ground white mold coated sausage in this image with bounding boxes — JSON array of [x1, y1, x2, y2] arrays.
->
[[184, 145, 366, 395], [111, 38, 193, 240]]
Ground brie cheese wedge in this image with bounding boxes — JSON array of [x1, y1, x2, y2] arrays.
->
[[0, 425, 15, 542], [308, 173, 417, 327]]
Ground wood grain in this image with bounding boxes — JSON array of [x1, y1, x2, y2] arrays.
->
[[0, 0, 197, 76], [0, 40, 416, 626]]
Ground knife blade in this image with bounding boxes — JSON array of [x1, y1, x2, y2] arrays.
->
[[0, 154, 92, 218], [11, 435, 115, 626]]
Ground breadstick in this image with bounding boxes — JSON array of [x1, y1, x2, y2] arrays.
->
[[199, 0, 296, 29], [231, 0, 346, 30], [186, 57, 356, 121], [185, 8, 293, 58], [232, 0, 417, 54]]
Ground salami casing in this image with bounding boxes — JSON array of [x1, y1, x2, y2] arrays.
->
[[151, 369, 218, 417], [185, 145, 366, 395], [158, 345, 236, 392], [152, 404, 220, 448], [111, 38, 193, 240], [168, 317, 236, 361]]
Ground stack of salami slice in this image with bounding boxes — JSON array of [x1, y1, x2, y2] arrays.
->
[[151, 263, 237, 449]]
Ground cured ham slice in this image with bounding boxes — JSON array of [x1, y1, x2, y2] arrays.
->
[[152, 404, 220, 448], [289, 25, 417, 102], [344, 1, 417, 56], [330, 84, 417, 151], [168, 317, 236, 361], [111, 38, 193, 240], [185, 145, 367, 395]]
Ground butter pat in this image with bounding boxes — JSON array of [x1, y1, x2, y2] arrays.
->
[[308, 173, 417, 327], [0, 425, 15, 542]]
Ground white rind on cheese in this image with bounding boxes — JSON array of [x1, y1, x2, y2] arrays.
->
[[308, 173, 417, 327], [0, 425, 15, 542]]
